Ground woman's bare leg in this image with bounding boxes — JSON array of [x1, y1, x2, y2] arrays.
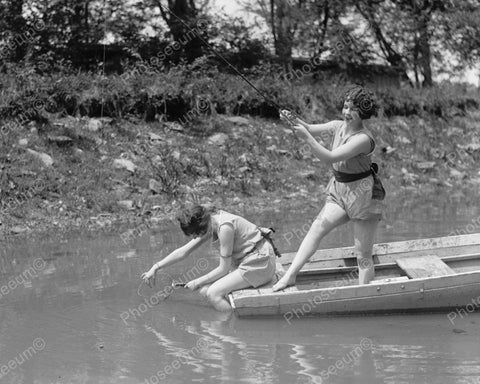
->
[[353, 218, 379, 285], [272, 203, 349, 291], [198, 284, 211, 299], [205, 270, 251, 312]]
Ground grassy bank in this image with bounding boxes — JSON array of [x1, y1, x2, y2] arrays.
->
[[1, 66, 479, 239]]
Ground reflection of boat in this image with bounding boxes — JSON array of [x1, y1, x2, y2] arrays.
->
[[229, 233, 480, 317]]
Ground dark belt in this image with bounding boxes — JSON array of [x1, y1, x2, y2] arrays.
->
[[332, 163, 385, 200], [332, 163, 379, 183], [257, 227, 282, 258]]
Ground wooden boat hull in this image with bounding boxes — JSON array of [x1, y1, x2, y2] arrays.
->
[[232, 271, 480, 317], [230, 233, 480, 317]]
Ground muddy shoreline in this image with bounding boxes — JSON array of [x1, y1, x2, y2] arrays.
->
[[1, 112, 480, 243]]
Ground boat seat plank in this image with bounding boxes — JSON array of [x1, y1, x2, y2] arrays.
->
[[396, 255, 455, 279]]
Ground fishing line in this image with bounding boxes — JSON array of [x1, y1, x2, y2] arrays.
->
[[98, 2, 299, 129], [156, 1, 299, 129], [100, 0, 108, 120]]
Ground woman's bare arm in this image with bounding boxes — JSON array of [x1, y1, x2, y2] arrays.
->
[[142, 235, 210, 284], [297, 127, 371, 164], [307, 120, 343, 136], [154, 235, 210, 270], [187, 224, 234, 288], [286, 112, 341, 138]]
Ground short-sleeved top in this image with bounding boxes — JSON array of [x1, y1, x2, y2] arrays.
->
[[327, 120, 375, 174], [212, 210, 263, 261]]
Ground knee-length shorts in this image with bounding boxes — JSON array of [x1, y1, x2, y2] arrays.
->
[[234, 239, 276, 288], [324, 176, 384, 220]]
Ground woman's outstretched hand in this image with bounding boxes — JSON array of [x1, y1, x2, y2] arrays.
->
[[279, 110, 311, 130], [185, 279, 199, 291], [279, 109, 296, 125], [292, 124, 310, 139], [141, 266, 158, 287]]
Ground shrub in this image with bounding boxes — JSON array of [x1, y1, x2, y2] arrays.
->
[[0, 61, 478, 127]]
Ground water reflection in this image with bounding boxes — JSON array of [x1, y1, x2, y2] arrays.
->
[[1, 196, 480, 383]]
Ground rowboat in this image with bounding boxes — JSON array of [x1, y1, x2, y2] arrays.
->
[[229, 233, 480, 318]]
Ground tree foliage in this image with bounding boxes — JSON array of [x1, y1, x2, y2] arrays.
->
[[0, 0, 27, 61], [0, 0, 478, 86], [435, 0, 480, 69]]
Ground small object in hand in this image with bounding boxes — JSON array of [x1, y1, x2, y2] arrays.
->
[[279, 109, 296, 124], [279, 110, 301, 138]]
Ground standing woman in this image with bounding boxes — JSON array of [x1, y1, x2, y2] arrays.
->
[[142, 205, 277, 311], [273, 86, 385, 291]]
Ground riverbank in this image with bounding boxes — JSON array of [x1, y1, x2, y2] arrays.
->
[[1, 107, 480, 241]]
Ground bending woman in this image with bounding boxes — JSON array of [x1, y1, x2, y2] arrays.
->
[[273, 86, 385, 291], [142, 205, 277, 311]]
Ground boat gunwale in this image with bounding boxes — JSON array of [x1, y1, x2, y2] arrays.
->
[[234, 270, 480, 301], [280, 233, 480, 266], [296, 252, 480, 277]]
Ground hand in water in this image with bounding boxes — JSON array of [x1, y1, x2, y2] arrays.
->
[[272, 273, 296, 292], [141, 267, 157, 287]]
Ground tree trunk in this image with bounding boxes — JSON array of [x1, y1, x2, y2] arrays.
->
[[315, 2, 330, 55], [156, 0, 204, 62], [274, 0, 293, 72], [71, 2, 85, 46], [412, 38, 420, 87], [85, 1, 90, 44], [417, 12, 433, 87], [7, 0, 26, 61], [270, 0, 277, 49], [355, 3, 408, 79], [170, 0, 195, 41]]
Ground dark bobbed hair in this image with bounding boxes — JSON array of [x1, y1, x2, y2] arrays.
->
[[177, 204, 217, 237], [340, 85, 379, 120]]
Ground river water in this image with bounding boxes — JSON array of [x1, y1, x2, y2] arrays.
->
[[1, 190, 480, 384]]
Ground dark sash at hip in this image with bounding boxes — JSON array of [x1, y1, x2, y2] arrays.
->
[[332, 163, 385, 200]]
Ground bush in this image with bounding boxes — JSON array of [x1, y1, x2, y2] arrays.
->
[[377, 83, 479, 118], [0, 61, 478, 128]]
